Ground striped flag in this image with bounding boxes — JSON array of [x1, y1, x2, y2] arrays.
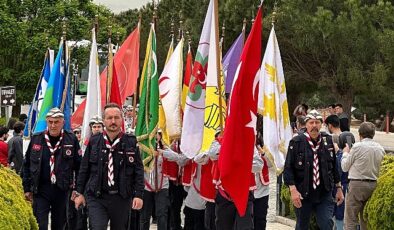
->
[[34, 40, 66, 133]]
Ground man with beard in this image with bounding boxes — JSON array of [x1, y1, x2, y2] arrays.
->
[[74, 103, 144, 229], [284, 110, 344, 230]]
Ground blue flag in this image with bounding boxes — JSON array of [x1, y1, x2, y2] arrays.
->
[[24, 49, 52, 137], [63, 48, 72, 131], [34, 41, 66, 133]]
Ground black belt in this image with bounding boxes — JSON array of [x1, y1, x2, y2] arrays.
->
[[350, 179, 376, 182]]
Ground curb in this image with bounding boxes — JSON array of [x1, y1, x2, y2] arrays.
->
[[275, 216, 296, 228]]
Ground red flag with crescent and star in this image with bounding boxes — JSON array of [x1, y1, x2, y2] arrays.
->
[[218, 6, 262, 216]]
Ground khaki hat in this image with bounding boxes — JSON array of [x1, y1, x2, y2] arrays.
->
[[46, 107, 64, 118]]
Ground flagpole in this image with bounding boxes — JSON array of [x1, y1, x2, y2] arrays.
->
[[132, 14, 142, 129], [242, 18, 247, 44], [60, 21, 69, 112], [106, 24, 114, 104], [213, 0, 224, 132]]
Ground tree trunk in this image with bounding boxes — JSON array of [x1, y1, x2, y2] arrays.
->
[[337, 91, 353, 119]]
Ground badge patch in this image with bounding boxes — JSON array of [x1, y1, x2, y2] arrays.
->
[[118, 151, 124, 154], [66, 149, 72, 156], [126, 151, 135, 155], [128, 156, 134, 163], [32, 144, 42, 151]]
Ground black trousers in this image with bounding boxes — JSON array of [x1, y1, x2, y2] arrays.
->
[[205, 201, 216, 230], [67, 190, 88, 230], [295, 192, 335, 230], [183, 206, 205, 230], [140, 189, 170, 230], [169, 181, 187, 230], [253, 195, 269, 230], [215, 191, 254, 230], [32, 184, 68, 230], [86, 193, 131, 230]]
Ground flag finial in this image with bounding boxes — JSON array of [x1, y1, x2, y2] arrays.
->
[[272, 2, 278, 25]]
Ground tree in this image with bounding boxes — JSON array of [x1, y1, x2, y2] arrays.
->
[[0, 0, 125, 116], [273, 0, 394, 115]]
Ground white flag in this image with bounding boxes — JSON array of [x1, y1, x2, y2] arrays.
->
[[159, 38, 184, 139], [258, 26, 292, 173], [81, 28, 101, 150]]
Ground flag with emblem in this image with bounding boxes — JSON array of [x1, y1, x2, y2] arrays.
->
[[218, 6, 262, 216], [34, 40, 66, 133], [135, 24, 159, 171], [24, 49, 54, 137], [257, 26, 292, 173], [181, 0, 214, 158], [158, 38, 174, 145], [159, 38, 184, 141], [201, 0, 226, 153]]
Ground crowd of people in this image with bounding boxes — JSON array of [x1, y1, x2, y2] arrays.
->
[[0, 102, 387, 230]]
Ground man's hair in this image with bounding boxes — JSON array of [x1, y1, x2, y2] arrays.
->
[[13, 121, 25, 133], [296, 115, 306, 126], [335, 103, 343, 108], [19, 113, 27, 122], [359, 122, 375, 139], [0, 126, 9, 137], [103, 103, 123, 118], [324, 115, 340, 128], [328, 104, 336, 109]]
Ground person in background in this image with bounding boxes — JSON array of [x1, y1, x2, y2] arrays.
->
[[8, 121, 25, 174], [253, 138, 271, 230], [341, 122, 385, 230], [328, 104, 336, 115], [73, 127, 82, 142], [324, 115, 347, 230], [89, 115, 104, 135], [19, 113, 28, 124], [0, 126, 9, 167], [294, 115, 307, 135], [335, 104, 350, 132]]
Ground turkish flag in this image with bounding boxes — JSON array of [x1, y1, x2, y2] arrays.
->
[[110, 62, 124, 130], [71, 25, 140, 127], [218, 6, 262, 216]]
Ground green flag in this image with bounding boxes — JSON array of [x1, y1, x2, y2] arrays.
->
[[136, 24, 159, 171]]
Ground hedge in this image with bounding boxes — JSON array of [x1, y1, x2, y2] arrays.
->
[[0, 166, 37, 230], [364, 154, 394, 229]]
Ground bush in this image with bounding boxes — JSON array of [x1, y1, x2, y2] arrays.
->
[[0, 166, 37, 230], [364, 155, 394, 230]]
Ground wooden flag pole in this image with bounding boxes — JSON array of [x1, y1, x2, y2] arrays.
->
[[106, 24, 113, 104], [213, 0, 224, 133], [132, 14, 142, 129]]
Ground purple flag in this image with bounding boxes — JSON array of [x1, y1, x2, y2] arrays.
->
[[222, 33, 244, 94]]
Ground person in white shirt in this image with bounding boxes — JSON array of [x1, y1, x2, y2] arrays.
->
[[341, 122, 385, 230]]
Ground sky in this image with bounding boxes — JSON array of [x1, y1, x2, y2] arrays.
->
[[93, 0, 150, 13]]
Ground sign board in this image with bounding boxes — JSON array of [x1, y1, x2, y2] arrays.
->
[[0, 86, 16, 106]]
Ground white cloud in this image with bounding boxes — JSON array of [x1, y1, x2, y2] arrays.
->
[[93, 0, 150, 13]]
